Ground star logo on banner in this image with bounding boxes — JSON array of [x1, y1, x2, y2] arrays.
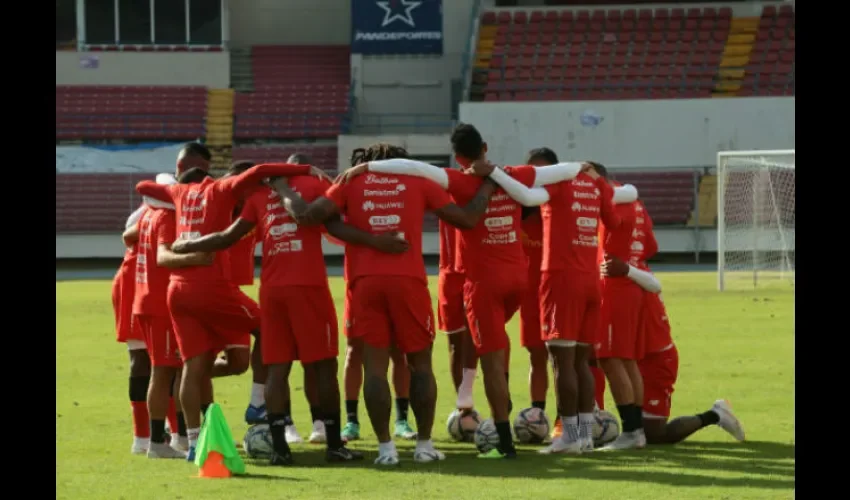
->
[[376, 0, 422, 28]]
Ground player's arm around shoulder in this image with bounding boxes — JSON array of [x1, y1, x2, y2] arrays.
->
[[324, 215, 410, 254], [433, 176, 497, 229], [170, 218, 256, 255], [271, 177, 338, 226]]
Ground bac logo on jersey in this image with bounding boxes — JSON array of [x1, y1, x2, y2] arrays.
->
[[576, 217, 597, 228], [484, 216, 513, 229], [269, 223, 298, 238], [369, 215, 401, 226]]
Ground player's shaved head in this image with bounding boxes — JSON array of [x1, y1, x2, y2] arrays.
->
[[451, 123, 487, 161], [227, 161, 255, 177], [526, 147, 559, 166], [287, 153, 311, 164], [176, 142, 212, 174], [177, 167, 211, 184], [588, 161, 608, 179], [350, 143, 410, 166]]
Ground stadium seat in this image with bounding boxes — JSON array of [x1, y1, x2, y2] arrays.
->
[[55, 173, 153, 233], [740, 6, 795, 96], [611, 171, 697, 225], [232, 144, 339, 174]]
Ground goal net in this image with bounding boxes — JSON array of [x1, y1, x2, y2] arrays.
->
[[717, 150, 795, 292]]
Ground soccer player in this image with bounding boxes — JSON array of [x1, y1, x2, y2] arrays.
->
[[277, 143, 496, 465], [601, 255, 746, 444], [338, 128, 587, 459], [475, 158, 628, 454], [135, 161, 317, 460], [131, 174, 214, 458]]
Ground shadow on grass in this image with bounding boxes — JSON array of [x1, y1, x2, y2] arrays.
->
[[239, 439, 793, 490]]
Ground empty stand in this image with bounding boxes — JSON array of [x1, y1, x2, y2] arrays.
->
[[740, 4, 794, 96], [55, 173, 153, 233], [56, 86, 208, 140], [233, 46, 351, 140], [611, 171, 697, 225], [232, 144, 339, 174], [475, 6, 735, 101]]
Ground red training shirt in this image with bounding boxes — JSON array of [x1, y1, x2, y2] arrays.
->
[[227, 228, 258, 286], [643, 291, 673, 353], [132, 207, 177, 317]]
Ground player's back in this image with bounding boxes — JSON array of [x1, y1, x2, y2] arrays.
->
[[541, 173, 604, 274], [133, 208, 174, 315], [643, 291, 673, 352], [438, 220, 460, 273]]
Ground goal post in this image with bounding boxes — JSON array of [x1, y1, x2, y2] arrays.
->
[[717, 149, 795, 292]]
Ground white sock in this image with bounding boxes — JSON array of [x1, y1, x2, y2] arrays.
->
[[560, 416, 579, 442], [578, 413, 594, 439], [250, 383, 265, 407], [188, 427, 200, 449], [133, 436, 150, 447], [415, 439, 434, 452], [378, 441, 397, 456], [457, 369, 476, 400]]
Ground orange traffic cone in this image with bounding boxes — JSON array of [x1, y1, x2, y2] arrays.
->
[[198, 451, 231, 478]]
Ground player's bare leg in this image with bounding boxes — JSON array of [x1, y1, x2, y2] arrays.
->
[[304, 363, 326, 443], [599, 357, 645, 450], [362, 344, 398, 465], [540, 343, 581, 454], [479, 348, 516, 458], [265, 361, 295, 465], [504, 342, 513, 413], [179, 350, 215, 460], [527, 346, 549, 411], [447, 331, 465, 393], [342, 339, 364, 441], [589, 359, 606, 410], [309, 357, 364, 462], [406, 346, 445, 462], [128, 347, 152, 454], [575, 344, 597, 452], [391, 346, 416, 439], [169, 373, 189, 451], [146, 365, 185, 458], [246, 330, 268, 424], [643, 400, 745, 444]]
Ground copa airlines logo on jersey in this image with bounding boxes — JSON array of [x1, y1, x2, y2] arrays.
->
[[351, 0, 443, 55]]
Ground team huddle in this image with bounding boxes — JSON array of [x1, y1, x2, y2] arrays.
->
[[112, 123, 745, 467]]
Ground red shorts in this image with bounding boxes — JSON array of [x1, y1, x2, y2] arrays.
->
[[437, 270, 466, 334], [112, 273, 144, 344], [519, 271, 543, 349], [638, 344, 679, 418], [260, 285, 339, 364], [137, 314, 182, 367], [464, 275, 525, 355], [597, 283, 646, 360], [166, 281, 257, 361], [539, 271, 599, 345], [349, 276, 435, 354]]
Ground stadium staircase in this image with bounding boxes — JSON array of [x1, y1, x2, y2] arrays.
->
[[206, 89, 235, 172], [470, 22, 498, 101], [688, 174, 717, 227], [230, 47, 255, 92], [713, 16, 759, 97]]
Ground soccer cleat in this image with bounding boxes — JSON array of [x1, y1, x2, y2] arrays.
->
[[580, 435, 594, 453], [326, 446, 364, 462], [597, 430, 646, 451], [414, 448, 446, 463], [270, 450, 295, 466], [186, 446, 196, 462], [285, 425, 304, 444], [341, 422, 361, 442], [539, 436, 582, 455], [147, 441, 187, 459], [394, 420, 418, 440], [131, 438, 150, 455], [478, 448, 517, 459], [374, 452, 400, 466], [309, 421, 327, 444], [550, 418, 563, 440], [170, 435, 189, 453], [713, 399, 746, 442], [244, 404, 267, 424]]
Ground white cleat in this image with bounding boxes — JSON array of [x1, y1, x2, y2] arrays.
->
[[580, 437, 594, 453], [374, 452, 400, 466], [170, 435, 189, 453], [148, 441, 187, 459], [713, 399, 746, 442], [309, 421, 327, 444], [598, 430, 646, 451], [414, 448, 446, 463], [285, 425, 304, 444], [131, 438, 150, 455], [538, 437, 583, 455]]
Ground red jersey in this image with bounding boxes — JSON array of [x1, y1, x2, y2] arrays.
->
[[240, 177, 332, 287], [447, 167, 534, 282], [644, 291, 673, 353], [539, 173, 620, 274], [521, 210, 544, 281], [600, 202, 638, 289], [132, 208, 176, 316], [438, 221, 460, 273], [630, 201, 659, 269], [136, 163, 310, 284], [115, 245, 138, 291], [325, 172, 451, 283], [227, 228, 258, 286]]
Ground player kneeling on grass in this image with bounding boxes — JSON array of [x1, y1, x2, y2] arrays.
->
[[601, 256, 746, 444]]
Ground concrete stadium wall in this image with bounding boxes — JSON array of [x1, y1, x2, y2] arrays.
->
[[229, 0, 350, 46], [56, 227, 712, 260], [337, 134, 453, 166], [459, 97, 795, 168], [56, 51, 231, 88]]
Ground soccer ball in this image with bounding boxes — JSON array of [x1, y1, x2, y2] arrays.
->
[[243, 424, 273, 458], [446, 409, 481, 442], [593, 410, 620, 446], [513, 407, 551, 444], [474, 418, 501, 453]]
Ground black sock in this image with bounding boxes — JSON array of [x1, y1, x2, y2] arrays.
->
[[200, 403, 210, 418], [310, 406, 321, 423], [268, 413, 291, 454], [495, 420, 515, 452], [324, 411, 343, 449], [632, 405, 644, 430], [395, 398, 409, 422], [283, 401, 294, 426], [698, 410, 720, 427], [617, 404, 638, 433], [128, 376, 149, 403], [345, 400, 359, 425], [151, 419, 166, 444], [176, 412, 187, 437], [532, 400, 546, 411]]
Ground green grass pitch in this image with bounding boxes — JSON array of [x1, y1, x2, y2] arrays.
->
[[56, 272, 794, 500]]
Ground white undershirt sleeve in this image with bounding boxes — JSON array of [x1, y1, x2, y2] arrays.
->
[[143, 172, 178, 210], [626, 265, 662, 293], [532, 162, 583, 187], [125, 205, 146, 229], [613, 184, 639, 204], [368, 159, 450, 189], [489, 168, 551, 206]]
